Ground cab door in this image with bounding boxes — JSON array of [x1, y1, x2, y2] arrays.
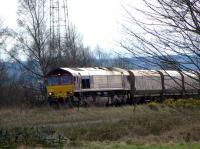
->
[[74, 76, 79, 91], [75, 73, 82, 92]]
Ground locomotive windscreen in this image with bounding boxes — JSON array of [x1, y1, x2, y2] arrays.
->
[[47, 75, 72, 86], [47, 76, 59, 85]]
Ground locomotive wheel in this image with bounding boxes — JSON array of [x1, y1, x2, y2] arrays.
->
[[80, 97, 88, 107], [69, 96, 80, 107], [48, 98, 59, 109], [64, 96, 75, 108]]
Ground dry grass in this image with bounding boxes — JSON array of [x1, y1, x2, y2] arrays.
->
[[0, 106, 135, 128], [16, 143, 200, 149], [1, 103, 200, 148]]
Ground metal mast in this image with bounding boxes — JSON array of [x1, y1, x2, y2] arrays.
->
[[50, 0, 69, 53]]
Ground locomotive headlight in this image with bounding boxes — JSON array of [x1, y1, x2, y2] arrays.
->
[[49, 92, 53, 96], [67, 91, 73, 95]]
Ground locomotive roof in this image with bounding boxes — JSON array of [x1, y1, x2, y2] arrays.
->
[[47, 67, 198, 78], [57, 67, 130, 76]]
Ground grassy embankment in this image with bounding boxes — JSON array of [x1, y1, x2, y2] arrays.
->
[[1, 99, 200, 148], [16, 143, 200, 149]]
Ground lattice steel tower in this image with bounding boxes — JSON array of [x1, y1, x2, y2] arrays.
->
[[50, 0, 69, 52]]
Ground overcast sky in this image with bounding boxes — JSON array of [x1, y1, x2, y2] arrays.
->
[[0, 0, 141, 51]]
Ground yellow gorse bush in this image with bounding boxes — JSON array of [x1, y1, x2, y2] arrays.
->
[[163, 99, 174, 107], [147, 101, 159, 110], [163, 98, 200, 108]]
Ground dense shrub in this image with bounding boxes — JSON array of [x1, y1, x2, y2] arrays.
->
[[0, 127, 67, 148]]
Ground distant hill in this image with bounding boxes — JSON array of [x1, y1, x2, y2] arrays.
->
[[109, 55, 199, 70], [5, 55, 199, 78]]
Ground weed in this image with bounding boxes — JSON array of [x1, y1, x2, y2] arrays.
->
[[147, 102, 159, 111]]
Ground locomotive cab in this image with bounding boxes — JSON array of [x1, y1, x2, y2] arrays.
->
[[46, 68, 74, 99]]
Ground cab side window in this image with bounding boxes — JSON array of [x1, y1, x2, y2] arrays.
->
[[82, 79, 90, 89]]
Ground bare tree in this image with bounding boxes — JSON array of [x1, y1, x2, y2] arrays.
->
[[12, 0, 94, 77], [119, 0, 200, 92], [0, 19, 9, 85], [59, 25, 94, 67], [0, 0, 54, 101], [0, 20, 20, 106], [121, 0, 200, 72], [112, 56, 129, 69], [94, 46, 114, 67], [15, 0, 51, 78]]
